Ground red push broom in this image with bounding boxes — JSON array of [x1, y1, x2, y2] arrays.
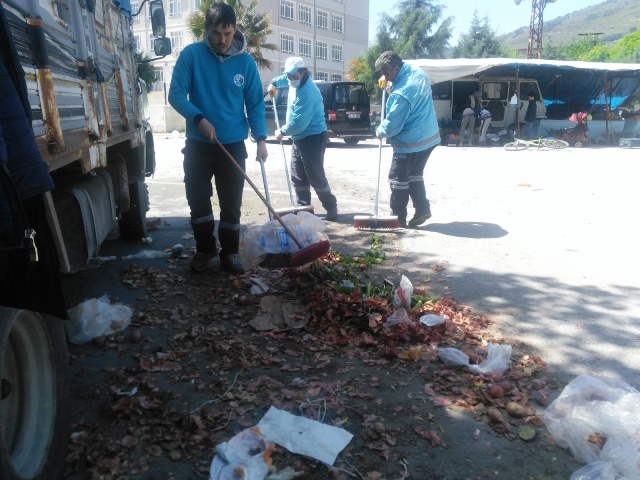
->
[[271, 95, 314, 216], [353, 86, 402, 229], [215, 138, 329, 267]]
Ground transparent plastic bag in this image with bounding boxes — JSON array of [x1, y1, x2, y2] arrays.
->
[[543, 375, 640, 479], [392, 275, 413, 309], [209, 426, 274, 480], [239, 212, 328, 269], [66, 294, 132, 344], [437, 343, 512, 375]]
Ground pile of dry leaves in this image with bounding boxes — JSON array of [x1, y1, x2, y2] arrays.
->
[[64, 250, 555, 479]]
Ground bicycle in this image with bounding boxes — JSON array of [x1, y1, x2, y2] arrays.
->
[[504, 138, 570, 151]]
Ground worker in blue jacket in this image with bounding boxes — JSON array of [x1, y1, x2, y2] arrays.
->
[[268, 57, 338, 221], [375, 51, 440, 227], [169, 2, 268, 274]]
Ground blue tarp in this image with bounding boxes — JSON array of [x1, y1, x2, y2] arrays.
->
[[111, 0, 132, 19]]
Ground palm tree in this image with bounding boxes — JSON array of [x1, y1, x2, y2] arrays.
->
[[187, 0, 278, 69]]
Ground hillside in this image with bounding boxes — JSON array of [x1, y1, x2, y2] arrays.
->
[[497, 0, 640, 52]]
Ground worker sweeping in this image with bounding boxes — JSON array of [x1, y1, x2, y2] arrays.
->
[[374, 51, 440, 228]]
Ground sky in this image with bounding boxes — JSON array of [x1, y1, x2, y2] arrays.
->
[[368, 0, 608, 46]]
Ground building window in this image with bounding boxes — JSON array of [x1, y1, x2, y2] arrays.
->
[[299, 38, 311, 57], [281, 34, 294, 54], [331, 73, 343, 82], [134, 34, 140, 52], [298, 5, 311, 25], [315, 41, 327, 60], [192, 0, 201, 9], [131, 1, 139, 19], [151, 66, 164, 92], [331, 15, 343, 33], [315, 71, 328, 81], [280, 0, 294, 20], [169, 0, 181, 16], [331, 44, 342, 62], [170, 30, 183, 52], [316, 10, 328, 29]]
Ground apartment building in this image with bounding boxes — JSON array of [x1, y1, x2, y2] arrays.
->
[[130, 0, 369, 132]]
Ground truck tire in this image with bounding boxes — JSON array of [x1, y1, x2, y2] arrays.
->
[[119, 180, 149, 240], [0, 307, 69, 480], [343, 138, 359, 145]]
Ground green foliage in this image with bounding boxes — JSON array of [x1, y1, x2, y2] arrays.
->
[[134, 52, 154, 91], [545, 29, 640, 63], [186, 0, 277, 69], [453, 11, 505, 58], [348, 0, 453, 98]]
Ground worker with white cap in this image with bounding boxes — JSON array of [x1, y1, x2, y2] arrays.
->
[[267, 57, 338, 221]]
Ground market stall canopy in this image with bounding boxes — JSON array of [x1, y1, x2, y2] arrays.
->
[[406, 58, 640, 112]]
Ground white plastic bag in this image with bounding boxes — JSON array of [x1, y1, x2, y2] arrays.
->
[[239, 212, 328, 269], [437, 343, 512, 375], [392, 275, 413, 309], [209, 426, 274, 480], [66, 294, 132, 344], [543, 375, 640, 480]]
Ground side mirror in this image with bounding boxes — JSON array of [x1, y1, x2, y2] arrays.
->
[[154, 37, 172, 56], [149, 0, 166, 38]]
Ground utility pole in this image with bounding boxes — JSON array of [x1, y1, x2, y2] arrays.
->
[[515, 0, 556, 59], [312, 0, 316, 79]]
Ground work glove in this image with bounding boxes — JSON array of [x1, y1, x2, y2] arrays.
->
[[267, 84, 277, 98], [274, 129, 283, 141], [378, 75, 387, 90]]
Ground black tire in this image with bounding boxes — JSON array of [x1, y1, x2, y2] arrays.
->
[[343, 138, 359, 145], [119, 180, 149, 240], [0, 307, 69, 480]]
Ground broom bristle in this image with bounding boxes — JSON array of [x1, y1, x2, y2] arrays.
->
[[353, 215, 402, 230], [290, 240, 330, 267]]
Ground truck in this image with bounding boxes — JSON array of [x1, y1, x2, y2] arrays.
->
[[0, 0, 169, 478]]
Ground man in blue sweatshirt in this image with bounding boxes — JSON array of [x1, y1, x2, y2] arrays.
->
[[375, 51, 440, 228], [267, 57, 338, 221], [169, 2, 268, 273]]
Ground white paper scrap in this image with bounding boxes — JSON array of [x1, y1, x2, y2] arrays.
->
[[257, 406, 353, 465]]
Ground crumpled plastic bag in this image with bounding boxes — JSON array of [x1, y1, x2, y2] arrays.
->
[[65, 294, 132, 344], [239, 211, 328, 269], [392, 275, 413, 309], [437, 343, 512, 375], [209, 427, 274, 480], [542, 375, 640, 480]]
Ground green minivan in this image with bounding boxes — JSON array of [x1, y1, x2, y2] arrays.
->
[[265, 81, 374, 145]]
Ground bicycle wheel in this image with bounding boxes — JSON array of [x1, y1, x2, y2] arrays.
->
[[542, 139, 569, 149], [504, 140, 528, 151]]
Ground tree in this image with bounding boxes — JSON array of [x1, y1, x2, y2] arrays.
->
[[187, 0, 277, 69], [378, 0, 453, 59], [453, 12, 505, 58]]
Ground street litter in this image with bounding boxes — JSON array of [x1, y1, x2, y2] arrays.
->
[[420, 313, 447, 326], [66, 294, 132, 344], [249, 296, 309, 331], [249, 276, 270, 295], [384, 275, 415, 327], [257, 406, 354, 466], [121, 249, 170, 260], [543, 374, 640, 480], [209, 426, 274, 480], [437, 343, 512, 375], [239, 211, 328, 270]]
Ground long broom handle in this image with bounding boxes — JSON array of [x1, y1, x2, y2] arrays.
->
[[258, 158, 273, 221], [272, 95, 296, 206], [214, 138, 304, 250], [374, 87, 386, 217]]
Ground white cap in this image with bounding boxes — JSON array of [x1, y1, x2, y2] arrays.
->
[[284, 56, 305, 75]]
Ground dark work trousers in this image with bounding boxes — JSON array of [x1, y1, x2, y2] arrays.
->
[[388, 146, 436, 224], [290, 131, 337, 212], [182, 139, 247, 256]]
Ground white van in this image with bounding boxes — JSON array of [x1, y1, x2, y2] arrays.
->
[[431, 77, 546, 133]]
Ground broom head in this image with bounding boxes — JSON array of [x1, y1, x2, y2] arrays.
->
[[290, 239, 330, 267], [353, 214, 402, 230]]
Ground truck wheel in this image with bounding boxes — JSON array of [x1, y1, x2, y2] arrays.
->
[[119, 180, 149, 240], [0, 307, 69, 480], [343, 138, 359, 145]]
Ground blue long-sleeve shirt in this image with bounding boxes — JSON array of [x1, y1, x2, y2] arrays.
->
[[169, 30, 266, 144], [270, 74, 326, 140], [376, 63, 440, 153]]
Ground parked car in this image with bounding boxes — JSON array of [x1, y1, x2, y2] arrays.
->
[[264, 81, 374, 145]]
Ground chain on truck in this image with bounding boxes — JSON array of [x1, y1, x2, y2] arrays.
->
[[0, 0, 169, 478]]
